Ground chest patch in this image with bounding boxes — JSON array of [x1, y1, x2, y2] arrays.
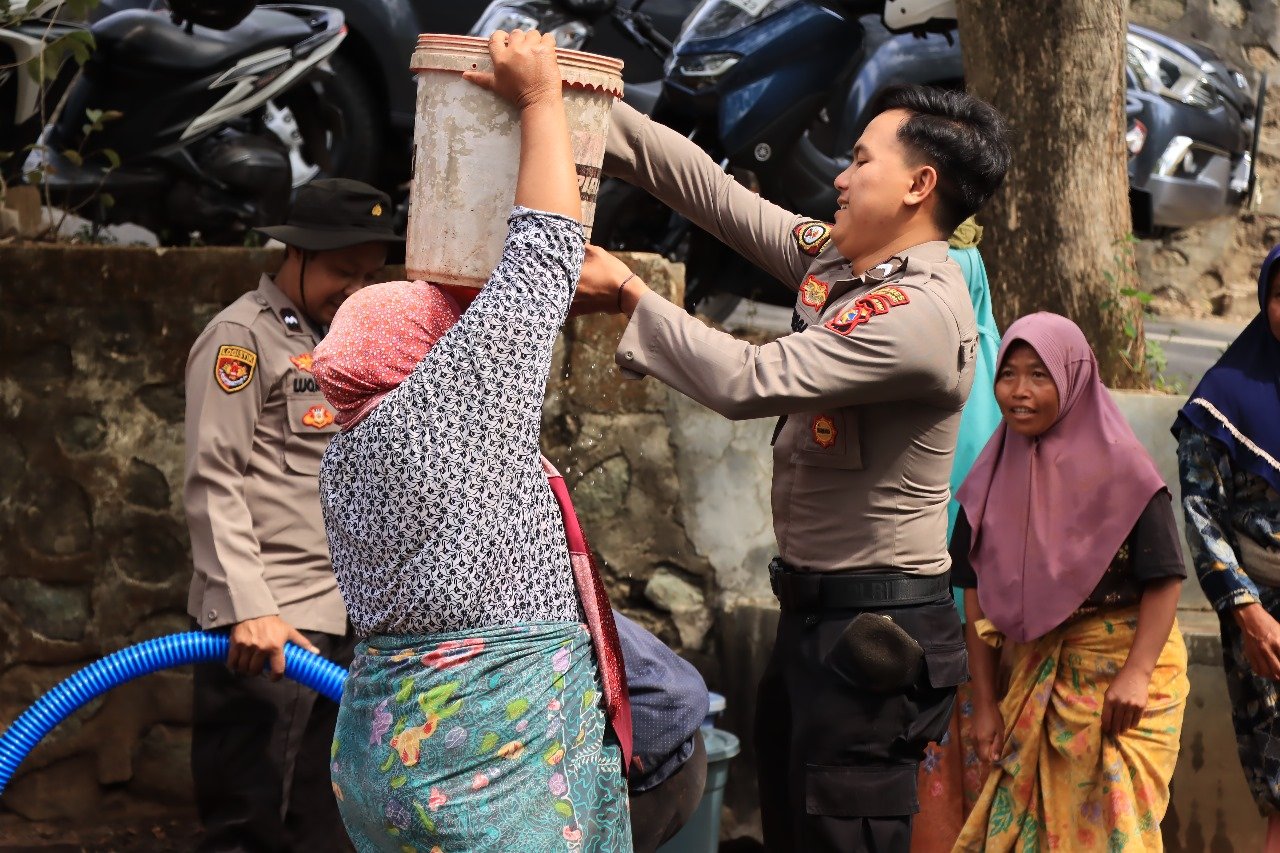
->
[[301, 404, 335, 429], [799, 275, 830, 310], [793, 220, 832, 257], [290, 352, 315, 373], [215, 345, 257, 394], [825, 287, 910, 337], [811, 414, 838, 449]]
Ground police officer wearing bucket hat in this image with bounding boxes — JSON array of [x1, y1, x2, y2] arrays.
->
[[185, 178, 400, 852]]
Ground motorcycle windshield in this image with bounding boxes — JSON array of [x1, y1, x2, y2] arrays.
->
[[678, 0, 802, 43]]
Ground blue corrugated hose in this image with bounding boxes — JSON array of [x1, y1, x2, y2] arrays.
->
[[0, 632, 347, 794]]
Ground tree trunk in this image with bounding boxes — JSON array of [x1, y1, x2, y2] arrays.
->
[[957, 0, 1146, 388]]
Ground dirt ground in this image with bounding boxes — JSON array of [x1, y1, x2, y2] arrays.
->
[[0, 815, 203, 852]]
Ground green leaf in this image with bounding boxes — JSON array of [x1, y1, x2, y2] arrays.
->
[[101, 110, 124, 123], [379, 750, 397, 772], [390, 775, 408, 789], [395, 677, 414, 704], [99, 193, 115, 210], [412, 802, 435, 832], [581, 689, 597, 711], [553, 800, 573, 818], [989, 785, 1014, 836], [61, 149, 83, 167], [421, 682, 459, 713], [0, 151, 13, 163], [84, 108, 104, 125], [330, 739, 340, 760], [478, 732, 500, 754], [436, 699, 463, 720], [101, 149, 121, 170], [506, 698, 529, 720]]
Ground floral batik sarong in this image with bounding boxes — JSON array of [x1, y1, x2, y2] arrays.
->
[[955, 607, 1188, 852], [331, 621, 632, 853]]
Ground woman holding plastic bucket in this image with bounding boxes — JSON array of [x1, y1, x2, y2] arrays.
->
[[311, 31, 633, 852]]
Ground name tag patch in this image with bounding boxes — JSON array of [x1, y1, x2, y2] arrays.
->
[[825, 287, 910, 337], [215, 345, 257, 394]]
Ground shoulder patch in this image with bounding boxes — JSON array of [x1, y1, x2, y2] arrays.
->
[[824, 286, 910, 337], [792, 220, 832, 257], [215, 345, 258, 393], [799, 274, 830, 310]]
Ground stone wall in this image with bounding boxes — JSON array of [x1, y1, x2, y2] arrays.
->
[[0, 244, 710, 841], [1130, 0, 1280, 318]]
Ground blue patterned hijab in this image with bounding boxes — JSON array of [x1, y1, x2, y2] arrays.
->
[[1173, 243, 1280, 494]]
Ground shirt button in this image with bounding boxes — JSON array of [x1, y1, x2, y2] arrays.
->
[[207, 609, 218, 621], [624, 351, 635, 361]]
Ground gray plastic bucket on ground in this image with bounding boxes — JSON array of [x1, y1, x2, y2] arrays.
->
[[656, 727, 741, 853]]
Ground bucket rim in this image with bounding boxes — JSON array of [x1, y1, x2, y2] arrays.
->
[[412, 33, 624, 82]]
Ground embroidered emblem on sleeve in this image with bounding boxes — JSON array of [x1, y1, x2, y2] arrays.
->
[[811, 414, 838, 449], [792, 220, 832, 257], [824, 286, 910, 337], [215, 345, 257, 394], [799, 275, 830, 310], [289, 352, 315, 373], [301, 405, 335, 429]]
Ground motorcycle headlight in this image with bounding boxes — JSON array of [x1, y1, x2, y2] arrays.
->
[[669, 52, 741, 90], [1126, 33, 1220, 110], [471, 2, 542, 36], [549, 20, 591, 50], [678, 0, 802, 43]]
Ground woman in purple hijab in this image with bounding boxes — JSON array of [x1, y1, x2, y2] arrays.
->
[[1174, 243, 1280, 849], [951, 312, 1189, 851]]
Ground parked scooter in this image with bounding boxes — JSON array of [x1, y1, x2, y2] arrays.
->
[[0, 1, 86, 183], [22, 0, 349, 244]]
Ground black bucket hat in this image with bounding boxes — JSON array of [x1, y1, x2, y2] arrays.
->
[[257, 178, 403, 251]]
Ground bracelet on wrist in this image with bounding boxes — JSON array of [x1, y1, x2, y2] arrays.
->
[[616, 273, 637, 311]]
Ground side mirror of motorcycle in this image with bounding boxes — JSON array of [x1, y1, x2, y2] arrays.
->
[[556, 0, 616, 20]]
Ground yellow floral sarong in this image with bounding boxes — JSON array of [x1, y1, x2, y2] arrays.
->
[[955, 608, 1188, 852]]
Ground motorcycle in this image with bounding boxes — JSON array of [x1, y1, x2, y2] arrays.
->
[[0, 1, 86, 182], [21, 1, 350, 244]]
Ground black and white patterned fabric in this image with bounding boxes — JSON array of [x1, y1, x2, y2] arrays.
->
[[319, 208, 585, 637]]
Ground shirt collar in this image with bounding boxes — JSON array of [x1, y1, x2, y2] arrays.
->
[[257, 275, 323, 341]]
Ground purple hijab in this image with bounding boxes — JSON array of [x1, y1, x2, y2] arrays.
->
[[957, 313, 1166, 642], [1172, 243, 1280, 494]]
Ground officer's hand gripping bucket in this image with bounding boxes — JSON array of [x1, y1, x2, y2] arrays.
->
[[407, 35, 623, 289]]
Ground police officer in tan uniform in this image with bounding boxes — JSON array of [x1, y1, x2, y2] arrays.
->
[[575, 86, 1010, 851], [185, 179, 401, 852]]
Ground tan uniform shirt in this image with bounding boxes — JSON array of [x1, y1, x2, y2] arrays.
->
[[605, 102, 978, 575], [185, 275, 347, 633]]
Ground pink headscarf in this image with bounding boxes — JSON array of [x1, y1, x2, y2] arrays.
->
[[956, 312, 1166, 642], [312, 281, 461, 429]]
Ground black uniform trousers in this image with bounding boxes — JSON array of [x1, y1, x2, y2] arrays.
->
[[192, 626, 356, 853], [755, 591, 966, 852]]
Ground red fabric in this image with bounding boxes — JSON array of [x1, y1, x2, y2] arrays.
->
[[542, 457, 633, 775], [312, 281, 461, 430]]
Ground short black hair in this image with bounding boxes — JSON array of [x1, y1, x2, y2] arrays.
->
[[869, 84, 1010, 234]]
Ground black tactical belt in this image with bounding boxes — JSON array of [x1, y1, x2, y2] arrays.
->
[[768, 558, 951, 611]]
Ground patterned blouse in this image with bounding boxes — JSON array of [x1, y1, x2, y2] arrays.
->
[[1178, 426, 1280, 613], [319, 208, 585, 637]]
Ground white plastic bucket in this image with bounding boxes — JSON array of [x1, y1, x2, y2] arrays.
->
[[407, 34, 623, 289]]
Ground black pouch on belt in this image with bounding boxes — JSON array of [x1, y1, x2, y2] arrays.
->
[[823, 613, 925, 694]]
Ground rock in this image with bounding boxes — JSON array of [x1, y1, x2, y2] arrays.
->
[[21, 477, 93, 557], [569, 455, 630, 519], [56, 413, 109, 454], [137, 383, 185, 424], [0, 578, 91, 641], [0, 754, 102, 821], [129, 725, 194, 804], [1208, 0, 1246, 27], [125, 459, 170, 510], [645, 568, 712, 649], [16, 343, 73, 384], [111, 524, 187, 585]]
